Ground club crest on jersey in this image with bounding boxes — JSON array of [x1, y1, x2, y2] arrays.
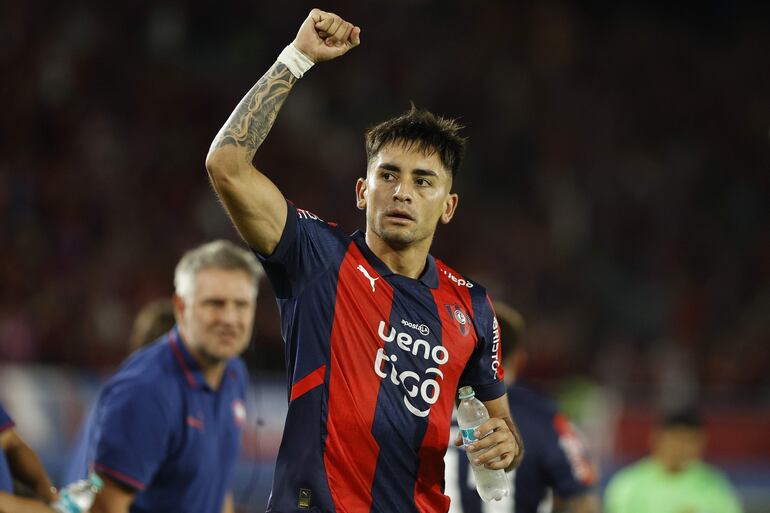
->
[[373, 320, 449, 418], [445, 304, 470, 336], [232, 399, 247, 429]]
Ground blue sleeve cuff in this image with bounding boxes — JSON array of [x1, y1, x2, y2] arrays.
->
[[464, 380, 506, 403]]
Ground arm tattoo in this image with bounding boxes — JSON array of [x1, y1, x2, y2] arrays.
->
[[212, 62, 297, 161]]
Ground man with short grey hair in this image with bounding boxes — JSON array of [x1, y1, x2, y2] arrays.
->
[[72, 240, 262, 513]]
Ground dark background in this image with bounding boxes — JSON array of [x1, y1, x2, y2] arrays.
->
[[2, 0, 768, 401], [1, 0, 769, 508]]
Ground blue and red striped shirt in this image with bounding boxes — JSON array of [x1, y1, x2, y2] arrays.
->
[[257, 203, 506, 513]]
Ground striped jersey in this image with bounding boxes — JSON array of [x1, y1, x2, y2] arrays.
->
[[256, 203, 506, 513]]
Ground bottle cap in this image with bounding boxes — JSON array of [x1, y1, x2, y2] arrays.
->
[[458, 386, 475, 400], [89, 473, 104, 491]]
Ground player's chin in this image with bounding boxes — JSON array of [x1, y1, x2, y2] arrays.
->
[[210, 338, 247, 359], [380, 226, 418, 246]]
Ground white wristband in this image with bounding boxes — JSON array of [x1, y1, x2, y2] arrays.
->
[[277, 44, 314, 79]]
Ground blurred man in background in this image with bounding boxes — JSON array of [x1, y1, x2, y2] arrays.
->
[[604, 409, 742, 513], [206, 7, 522, 513], [445, 302, 599, 513], [63, 298, 175, 485], [0, 402, 58, 513], [71, 240, 262, 513]]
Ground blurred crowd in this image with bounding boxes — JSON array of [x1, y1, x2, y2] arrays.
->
[[1, 1, 768, 411]]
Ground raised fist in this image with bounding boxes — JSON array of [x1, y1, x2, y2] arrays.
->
[[292, 8, 361, 63]]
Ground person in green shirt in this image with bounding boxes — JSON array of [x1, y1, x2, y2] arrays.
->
[[604, 409, 743, 513]]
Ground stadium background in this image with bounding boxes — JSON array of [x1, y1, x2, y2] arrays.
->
[[1, 1, 769, 511]]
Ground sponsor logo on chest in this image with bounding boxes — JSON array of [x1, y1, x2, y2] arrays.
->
[[373, 320, 449, 418]]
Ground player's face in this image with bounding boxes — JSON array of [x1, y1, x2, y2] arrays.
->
[[653, 426, 704, 472], [356, 142, 459, 249], [175, 267, 256, 365]]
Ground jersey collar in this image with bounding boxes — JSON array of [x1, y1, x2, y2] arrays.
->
[[167, 327, 211, 391], [351, 231, 439, 289]]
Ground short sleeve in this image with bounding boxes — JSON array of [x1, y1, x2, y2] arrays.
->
[[92, 381, 171, 490], [255, 201, 347, 299], [603, 467, 633, 513], [0, 403, 13, 433], [458, 294, 506, 402], [705, 470, 743, 513], [544, 413, 595, 497]]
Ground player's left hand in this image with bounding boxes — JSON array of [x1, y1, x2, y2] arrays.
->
[[454, 417, 524, 470]]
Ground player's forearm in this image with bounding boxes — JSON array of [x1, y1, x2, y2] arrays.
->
[[502, 414, 524, 471], [4, 439, 56, 501], [0, 492, 55, 513], [207, 61, 297, 167], [221, 492, 235, 513], [89, 475, 135, 513]]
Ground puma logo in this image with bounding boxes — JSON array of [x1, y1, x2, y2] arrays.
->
[[356, 264, 379, 292]]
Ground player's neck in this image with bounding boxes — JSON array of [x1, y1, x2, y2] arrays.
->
[[365, 230, 433, 279]]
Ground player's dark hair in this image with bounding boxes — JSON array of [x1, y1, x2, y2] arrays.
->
[[128, 299, 175, 353], [365, 103, 467, 178], [661, 407, 703, 429]]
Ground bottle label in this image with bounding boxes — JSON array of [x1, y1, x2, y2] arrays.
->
[[54, 493, 81, 513], [460, 426, 480, 447]]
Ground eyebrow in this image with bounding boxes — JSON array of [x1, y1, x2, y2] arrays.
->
[[379, 163, 440, 177]]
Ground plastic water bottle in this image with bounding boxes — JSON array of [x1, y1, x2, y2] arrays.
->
[[52, 473, 104, 513], [457, 386, 510, 502]]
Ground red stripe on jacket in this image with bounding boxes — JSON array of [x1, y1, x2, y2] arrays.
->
[[324, 243, 395, 512]]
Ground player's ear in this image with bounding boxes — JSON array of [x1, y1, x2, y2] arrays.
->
[[440, 193, 459, 224], [172, 293, 186, 324], [355, 177, 367, 210]]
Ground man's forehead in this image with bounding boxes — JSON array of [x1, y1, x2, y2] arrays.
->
[[192, 267, 256, 293], [370, 141, 451, 177]]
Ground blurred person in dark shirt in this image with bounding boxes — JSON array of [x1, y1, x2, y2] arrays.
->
[[63, 299, 175, 485], [69, 240, 260, 513], [445, 302, 600, 513], [0, 402, 58, 513]]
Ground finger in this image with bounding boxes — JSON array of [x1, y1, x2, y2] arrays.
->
[[483, 452, 514, 470], [332, 21, 354, 46], [467, 430, 507, 452], [311, 9, 332, 31], [474, 418, 506, 437], [320, 14, 343, 41], [349, 26, 361, 46], [309, 8, 325, 23], [454, 432, 463, 447], [472, 441, 516, 467]]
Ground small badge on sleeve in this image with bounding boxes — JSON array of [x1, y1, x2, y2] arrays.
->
[[298, 488, 312, 509], [232, 399, 247, 429]]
